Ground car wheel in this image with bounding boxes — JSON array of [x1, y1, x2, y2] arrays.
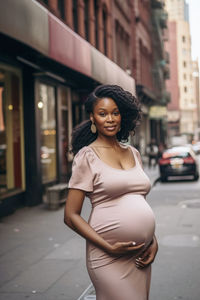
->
[[194, 173, 199, 181]]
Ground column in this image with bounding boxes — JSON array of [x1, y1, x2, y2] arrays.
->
[[65, 0, 73, 28], [77, 0, 85, 38], [88, 0, 96, 46], [97, 1, 104, 53], [106, 10, 113, 59], [48, 0, 59, 15]]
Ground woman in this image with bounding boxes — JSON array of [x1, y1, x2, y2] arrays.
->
[[64, 85, 158, 300]]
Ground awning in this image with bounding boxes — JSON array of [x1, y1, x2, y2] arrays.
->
[[0, 0, 135, 95]]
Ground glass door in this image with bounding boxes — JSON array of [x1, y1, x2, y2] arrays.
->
[[38, 83, 57, 183]]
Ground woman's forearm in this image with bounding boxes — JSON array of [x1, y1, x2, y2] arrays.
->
[[65, 213, 112, 253]]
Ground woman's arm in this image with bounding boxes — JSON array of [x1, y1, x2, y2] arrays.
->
[[64, 188, 145, 256]]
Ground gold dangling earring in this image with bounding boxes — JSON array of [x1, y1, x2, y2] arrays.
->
[[91, 122, 97, 134]]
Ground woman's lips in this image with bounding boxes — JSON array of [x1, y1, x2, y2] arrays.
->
[[105, 126, 117, 131]]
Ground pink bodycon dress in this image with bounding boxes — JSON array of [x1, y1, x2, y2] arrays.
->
[[68, 145, 155, 300]]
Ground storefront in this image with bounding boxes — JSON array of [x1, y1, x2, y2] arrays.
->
[[0, 0, 135, 216]]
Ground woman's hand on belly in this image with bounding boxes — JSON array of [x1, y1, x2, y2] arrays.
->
[[135, 235, 158, 269], [107, 241, 145, 256]]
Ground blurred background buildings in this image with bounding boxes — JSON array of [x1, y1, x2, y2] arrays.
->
[[165, 0, 200, 142], [0, 0, 199, 216]]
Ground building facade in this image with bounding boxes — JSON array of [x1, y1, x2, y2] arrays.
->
[[165, 0, 198, 141], [132, 0, 170, 154]]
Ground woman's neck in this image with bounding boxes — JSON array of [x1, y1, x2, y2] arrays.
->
[[94, 135, 120, 148]]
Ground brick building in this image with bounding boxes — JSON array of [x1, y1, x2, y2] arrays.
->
[[133, 0, 170, 154]]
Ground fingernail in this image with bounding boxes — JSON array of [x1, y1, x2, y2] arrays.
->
[[132, 242, 136, 245]]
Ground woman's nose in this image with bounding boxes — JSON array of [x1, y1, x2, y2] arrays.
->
[[107, 114, 113, 122]]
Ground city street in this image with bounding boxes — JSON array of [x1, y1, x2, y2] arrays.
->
[[0, 164, 200, 300]]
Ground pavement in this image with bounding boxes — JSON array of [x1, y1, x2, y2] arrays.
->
[[0, 165, 160, 300]]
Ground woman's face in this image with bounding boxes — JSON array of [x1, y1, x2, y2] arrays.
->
[[90, 97, 121, 137]]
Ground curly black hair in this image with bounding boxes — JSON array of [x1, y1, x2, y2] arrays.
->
[[71, 84, 142, 154]]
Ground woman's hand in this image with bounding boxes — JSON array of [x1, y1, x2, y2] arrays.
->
[[135, 235, 158, 269], [107, 241, 145, 256]]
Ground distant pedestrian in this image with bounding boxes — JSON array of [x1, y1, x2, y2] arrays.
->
[[146, 139, 158, 168], [64, 85, 158, 300]]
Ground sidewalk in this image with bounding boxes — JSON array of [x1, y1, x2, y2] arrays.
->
[[0, 201, 92, 300], [0, 165, 159, 300]]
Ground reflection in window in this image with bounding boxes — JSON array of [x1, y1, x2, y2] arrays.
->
[[38, 84, 57, 183]]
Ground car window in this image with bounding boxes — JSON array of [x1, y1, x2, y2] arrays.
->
[[163, 151, 190, 159]]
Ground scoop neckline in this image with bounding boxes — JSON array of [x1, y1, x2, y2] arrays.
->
[[86, 145, 137, 171]]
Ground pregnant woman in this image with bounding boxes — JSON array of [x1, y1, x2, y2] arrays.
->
[[64, 85, 158, 300]]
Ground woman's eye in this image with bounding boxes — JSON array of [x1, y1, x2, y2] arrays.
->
[[99, 112, 106, 116], [113, 111, 120, 116]]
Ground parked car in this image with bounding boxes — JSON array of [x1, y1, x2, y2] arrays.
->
[[192, 142, 200, 155], [158, 146, 199, 182]]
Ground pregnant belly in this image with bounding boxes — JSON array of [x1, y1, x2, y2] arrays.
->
[[89, 194, 155, 247]]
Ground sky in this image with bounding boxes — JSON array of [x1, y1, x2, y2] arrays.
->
[[186, 0, 200, 61]]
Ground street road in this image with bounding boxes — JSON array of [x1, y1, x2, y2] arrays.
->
[[149, 177, 200, 300], [0, 169, 200, 300]]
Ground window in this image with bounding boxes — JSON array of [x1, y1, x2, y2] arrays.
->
[[84, 0, 89, 41], [58, 0, 65, 20], [183, 61, 187, 67], [183, 73, 187, 79], [38, 83, 57, 183], [0, 67, 25, 196], [184, 86, 187, 93], [94, 0, 99, 49], [72, 0, 78, 33], [41, 0, 48, 4]]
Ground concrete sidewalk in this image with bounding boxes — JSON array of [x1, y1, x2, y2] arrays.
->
[[0, 165, 159, 300], [0, 201, 92, 300]]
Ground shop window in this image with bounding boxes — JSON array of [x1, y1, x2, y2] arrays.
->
[[0, 67, 25, 196], [38, 83, 57, 183]]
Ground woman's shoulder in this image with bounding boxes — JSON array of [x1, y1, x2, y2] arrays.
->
[[73, 146, 95, 162]]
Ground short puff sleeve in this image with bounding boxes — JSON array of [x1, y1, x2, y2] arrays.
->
[[68, 147, 94, 193]]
